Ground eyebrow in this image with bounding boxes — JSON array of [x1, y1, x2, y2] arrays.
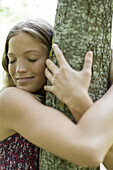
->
[[7, 50, 42, 56]]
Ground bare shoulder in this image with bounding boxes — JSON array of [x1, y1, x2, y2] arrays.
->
[[0, 87, 32, 101], [0, 87, 19, 112], [0, 87, 22, 101], [0, 87, 27, 116], [0, 87, 40, 109], [0, 87, 41, 127], [0, 87, 21, 140], [0, 87, 42, 140]]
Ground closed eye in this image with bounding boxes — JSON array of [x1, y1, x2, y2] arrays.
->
[[28, 59, 37, 62], [9, 60, 16, 64]]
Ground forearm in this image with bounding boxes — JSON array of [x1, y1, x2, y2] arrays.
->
[[68, 85, 113, 167], [77, 85, 113, 163], [102, 49, 113, 169]]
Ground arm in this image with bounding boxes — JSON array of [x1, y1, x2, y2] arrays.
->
[[78, 86, 113, 167], [102, 51, 113, 170], [0, 87, 98, 167], [1, 85, 113, 167]]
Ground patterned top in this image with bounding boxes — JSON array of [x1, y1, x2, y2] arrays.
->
[[0, 133, 39, 170]]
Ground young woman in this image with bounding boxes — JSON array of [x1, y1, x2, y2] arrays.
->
[[0, 18, 113, 169]]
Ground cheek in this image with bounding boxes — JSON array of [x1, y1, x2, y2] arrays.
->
[[32, 61, 46, 75], [8, 64, 15, 77]]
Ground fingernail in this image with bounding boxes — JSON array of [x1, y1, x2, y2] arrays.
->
[[88, 51, 93, 56], [52, 43, 58, 48], [44, 86, 46, 90], [52, 43, 56, 48]]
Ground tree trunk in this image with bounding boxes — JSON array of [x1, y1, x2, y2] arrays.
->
[[39, 0, 112, 169]]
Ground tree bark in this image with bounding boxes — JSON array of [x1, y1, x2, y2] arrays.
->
[[39, 0, 112, 169]]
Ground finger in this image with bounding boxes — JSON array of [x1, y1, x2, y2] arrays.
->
[[83, 51, 93, 74], [46, 59, 58, 74], [45, 68, 54, 83], [44, 85, 54, 93], [52, 44, 69, 67]]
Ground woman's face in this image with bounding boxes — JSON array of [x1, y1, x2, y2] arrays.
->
[[7, 32, 48, 92]]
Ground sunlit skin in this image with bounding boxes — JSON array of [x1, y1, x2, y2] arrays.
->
[[7, 32, 48, 92]]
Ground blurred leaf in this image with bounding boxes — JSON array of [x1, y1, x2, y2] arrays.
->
[[0, 8, 3, 12], [59, 101, 64, 109]]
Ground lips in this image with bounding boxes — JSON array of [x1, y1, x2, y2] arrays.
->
[[16, 76, 34, 84]]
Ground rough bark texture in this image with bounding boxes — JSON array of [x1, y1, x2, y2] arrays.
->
[[39, 0, 112, 169]]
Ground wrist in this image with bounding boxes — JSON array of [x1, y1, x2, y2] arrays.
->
[[66, 91, 93, 122]]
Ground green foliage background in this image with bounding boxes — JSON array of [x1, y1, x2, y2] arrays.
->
[[0, 0, 57, 89]]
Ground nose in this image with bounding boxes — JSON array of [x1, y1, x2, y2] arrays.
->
[[16, 59, 28, 73]]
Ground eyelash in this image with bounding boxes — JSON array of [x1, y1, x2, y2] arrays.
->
[[9, 60, 16, 64], [28, 59, 37, 62], [9, 59, 37, 64]]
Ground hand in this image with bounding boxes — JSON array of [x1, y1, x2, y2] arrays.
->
[[44, 44, 93, 121]]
